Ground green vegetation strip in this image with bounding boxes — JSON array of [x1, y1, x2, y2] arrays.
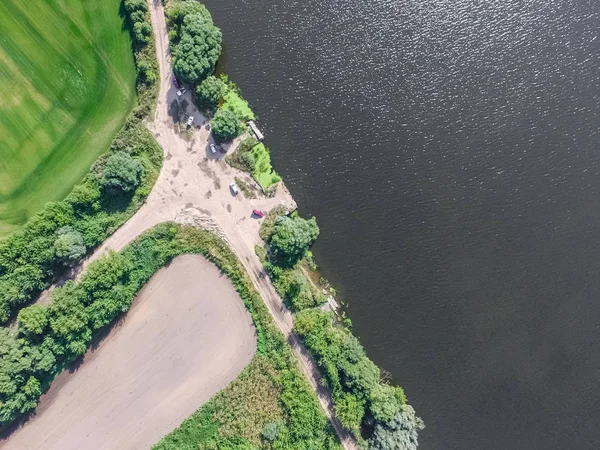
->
[[1, 224, 340, 449], [0, 0, 137, 236], [0, 0, 162, 324], [258, 210, 425, 448]]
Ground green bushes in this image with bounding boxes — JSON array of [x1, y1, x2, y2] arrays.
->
[[0, 118, 162, 324], [258, 209, 423, 446], [267, 267, 326, 312], [222, 90, 255, 121], [122, 0, 159, 117]]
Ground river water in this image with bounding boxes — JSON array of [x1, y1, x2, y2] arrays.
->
[[202, 0, 600, 448]]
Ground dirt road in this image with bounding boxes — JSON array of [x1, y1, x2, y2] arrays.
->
[[1, 255, 256, 450]]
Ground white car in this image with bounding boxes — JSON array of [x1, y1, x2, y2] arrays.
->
[[177, 87, 186, 96], [210, 144, 218, 154], [186, 116, 194, 127], [229, 182, 239, 196]]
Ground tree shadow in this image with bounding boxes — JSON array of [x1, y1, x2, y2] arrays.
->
[[100, 189, 135, 214]]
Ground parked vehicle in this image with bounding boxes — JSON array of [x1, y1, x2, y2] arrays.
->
[[229, 182, 239, 196], [252, 209, 265, 218], [177, 87, 186, 97], [186, 116, 194, 127], [173, 77, 180, 89], [210, 144, 217, 154]]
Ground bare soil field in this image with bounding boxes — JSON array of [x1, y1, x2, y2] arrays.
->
[[0, 255, 256, 450]]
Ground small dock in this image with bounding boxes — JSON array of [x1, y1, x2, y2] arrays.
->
[[247, 120, 264, 141]]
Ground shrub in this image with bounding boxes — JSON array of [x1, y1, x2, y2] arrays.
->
[[294, 309, 422, 439], [122, 0, 159, 117], [101, 151, 145, 193]]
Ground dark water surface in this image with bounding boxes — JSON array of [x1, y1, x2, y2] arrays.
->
[[202, 0, 600, 448]]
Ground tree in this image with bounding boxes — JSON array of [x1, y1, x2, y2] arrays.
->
[[124, 0, 147, 14], [369, 405, 424, 450], [54, 226, 86, 265], [133, 21, 152, 45], [45, 282, 91, 359], [0, 328, 55, 424], [172, 13, 222, 85], [196, 75, 227, 110], [269, 216, 320, 267], [17, 305, 49, 337], [0, 265, 45, 323], [211, 108, 243, 142], [101, 151, 144, 193]]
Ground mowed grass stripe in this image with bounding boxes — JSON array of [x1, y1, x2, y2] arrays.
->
[[0, 0, 136, 237]]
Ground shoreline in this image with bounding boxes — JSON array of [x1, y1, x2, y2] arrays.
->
[[0, 0, 420, 448]]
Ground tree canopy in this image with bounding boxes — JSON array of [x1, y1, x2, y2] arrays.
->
[[195, 75, 227, 111], [269, 216, 320, 267], [101, 151, 144, 193], [54, 226, 86, 265], [172, 13, 222, 85], [211, 108, 243, 142], [369, 405, 425, 450]]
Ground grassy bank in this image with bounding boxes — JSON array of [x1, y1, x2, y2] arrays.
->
[[0, 0, 138, 236], [0, 0, 162, 324], [0, 224, 340, 448]]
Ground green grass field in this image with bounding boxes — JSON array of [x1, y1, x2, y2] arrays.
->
[[0, 0, 136, 237]]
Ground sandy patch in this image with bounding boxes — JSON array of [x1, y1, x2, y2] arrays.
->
[[0, 255, 256, 450]]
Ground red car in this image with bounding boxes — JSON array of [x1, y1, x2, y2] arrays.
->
[[253, 209, 265, 218], [173, 77, 180, 89]]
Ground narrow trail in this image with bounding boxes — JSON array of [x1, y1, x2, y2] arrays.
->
[[33, 0, 358, 448]]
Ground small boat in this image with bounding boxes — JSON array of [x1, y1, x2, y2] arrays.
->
[[253, 209, 265, 218]]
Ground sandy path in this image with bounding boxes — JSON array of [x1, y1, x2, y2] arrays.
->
[[1, 255, 256, 450], [19, 0, 358, 447]]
